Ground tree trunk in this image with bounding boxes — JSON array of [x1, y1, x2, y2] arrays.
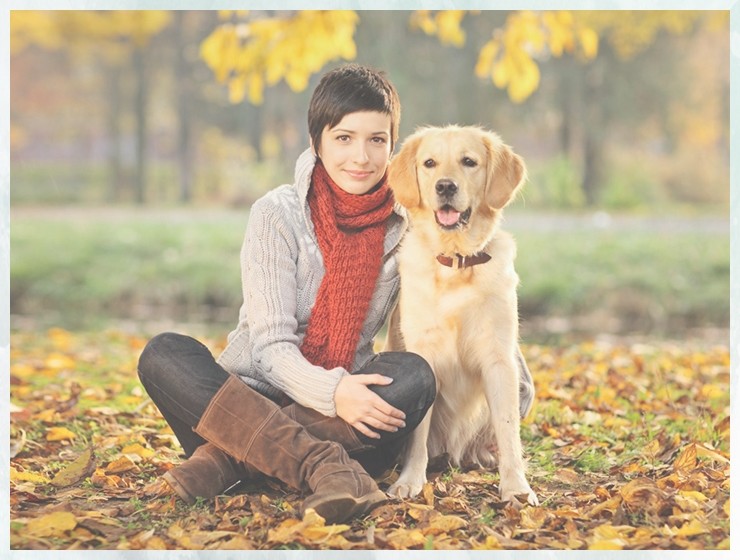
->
[[133, 45, 148, 205], [580, 60, 606, 207], [174, 11, 193, 203], [105, 64, 123, 202]]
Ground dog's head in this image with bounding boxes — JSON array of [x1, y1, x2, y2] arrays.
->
[[389, 125, 526, 247]]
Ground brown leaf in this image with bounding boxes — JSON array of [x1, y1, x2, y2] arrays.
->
[[619, 477, 666, 510]]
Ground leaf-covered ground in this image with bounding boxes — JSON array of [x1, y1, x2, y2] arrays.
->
[[9, 329, 730, 550]]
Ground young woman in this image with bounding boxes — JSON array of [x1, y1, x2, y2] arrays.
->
[[138, 64, 535, 524], [138, 64, 435, 524]]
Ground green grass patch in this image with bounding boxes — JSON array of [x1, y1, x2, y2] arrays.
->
[[9, 208, 729, 339]]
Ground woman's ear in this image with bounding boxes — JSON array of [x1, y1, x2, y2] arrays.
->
[[388, 133, 424, 209], [483, 133, 527, 210]]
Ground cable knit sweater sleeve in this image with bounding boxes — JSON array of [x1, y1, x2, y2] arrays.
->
[[241, 195, 348, 416]]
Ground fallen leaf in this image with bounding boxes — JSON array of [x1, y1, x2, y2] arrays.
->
[[10, 466, 50, 485], [26, 511, 77, 537], [50, 447, 96, 487], [46, 426, 77, 441], [121, 443, 155, 459], [423, 514, 468, 535], [105, 455, 139, 474]]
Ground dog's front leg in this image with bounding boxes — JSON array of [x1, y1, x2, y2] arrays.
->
[[387, 404, 433, 498], [484, 355, 538, 506]]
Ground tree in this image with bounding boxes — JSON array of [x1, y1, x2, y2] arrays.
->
[[11, 11, 172, 204], [199, 9, 727, 206]]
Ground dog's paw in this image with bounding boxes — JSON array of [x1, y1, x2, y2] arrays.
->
[[500, 476, 539, 506], [387, 472, 426, 499]]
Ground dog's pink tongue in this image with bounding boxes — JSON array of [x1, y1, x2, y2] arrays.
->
[[436, 208, 461, 226]]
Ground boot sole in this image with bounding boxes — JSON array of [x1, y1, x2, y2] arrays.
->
[[305, 489, 387, 524]]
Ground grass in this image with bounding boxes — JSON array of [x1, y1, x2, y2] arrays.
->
[[9, 207, 730, 339]]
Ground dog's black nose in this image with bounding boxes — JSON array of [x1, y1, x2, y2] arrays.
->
[[435, 179, 458, 198]]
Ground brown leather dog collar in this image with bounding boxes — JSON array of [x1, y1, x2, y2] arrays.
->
[[436, 252, 492, 269]]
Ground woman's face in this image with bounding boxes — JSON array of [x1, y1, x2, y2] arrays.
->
[[316, 111, 392, 195]]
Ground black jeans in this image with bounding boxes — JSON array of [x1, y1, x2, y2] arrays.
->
[[137, 332, 436, 474]]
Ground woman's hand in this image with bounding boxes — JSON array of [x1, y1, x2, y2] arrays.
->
[[334, 374, 406, 439]]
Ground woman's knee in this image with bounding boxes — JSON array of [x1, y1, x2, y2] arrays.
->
[[137, 332, 186, 383], [372, 351, 436, 411]]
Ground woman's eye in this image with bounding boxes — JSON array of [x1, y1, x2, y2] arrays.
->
[[462, 157, 478, 168], [336, 135, 350, 142], [371, 136, 387, 144], [423, 159, 436, 168]]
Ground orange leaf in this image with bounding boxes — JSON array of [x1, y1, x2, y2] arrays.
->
[[673, 443, 697, 474]]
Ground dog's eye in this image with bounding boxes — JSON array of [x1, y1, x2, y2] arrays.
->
[[423, 159, 436, 168], [462, 157, 478, 168]]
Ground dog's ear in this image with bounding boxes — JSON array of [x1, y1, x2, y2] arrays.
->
[[484, 134, 527, 210], [389, 133, 423, 209]]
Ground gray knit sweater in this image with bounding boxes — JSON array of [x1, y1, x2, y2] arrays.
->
[[217, 149, 408, 417]]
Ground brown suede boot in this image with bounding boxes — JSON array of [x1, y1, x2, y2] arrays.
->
[[282, 402, 373, 454], [162, 442, 259, 504], [194, 375, 387, 524]]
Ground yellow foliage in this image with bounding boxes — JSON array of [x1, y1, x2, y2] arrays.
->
[[474, 10, 599, 104], [11, 10, 171, 55], [200, 11, 359, 105]]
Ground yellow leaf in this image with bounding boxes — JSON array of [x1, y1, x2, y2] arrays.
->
[[589, 539, 624, 550], [48, 327, 73, 350], [386, 528, 427, 549], [422, 481, 435, 506], [51, 447, 95, 487], [678, 490, 708, 503], [34, 408, 59, 423], [696, 444, 729, 464], [492, 57, 510, 88], [578, 27, 599, 58], [675, 519, 708, 537], [46, 426, 77, 442], [475, 40, 498, 78], [26, 511, 77, 537], [424, 514, 468, 535], [45, 352, 76, 370], [105, 455, 139, 474], [472, 535, 502, 549], [121, 443, 155, 459], [10, 466, 50, 485]]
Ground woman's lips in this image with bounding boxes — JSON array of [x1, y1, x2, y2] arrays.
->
[[345, 170, 373, 179]]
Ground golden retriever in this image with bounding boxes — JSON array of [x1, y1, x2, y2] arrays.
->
[[385, 125, 537, 506]]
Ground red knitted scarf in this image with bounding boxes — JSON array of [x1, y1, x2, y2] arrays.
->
[[301, 160, 395, 371]]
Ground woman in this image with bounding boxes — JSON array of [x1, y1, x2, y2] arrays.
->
[[138, 64, 436, 524]]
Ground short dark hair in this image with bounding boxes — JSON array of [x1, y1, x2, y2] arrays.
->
[[308, 64, 401, 153]]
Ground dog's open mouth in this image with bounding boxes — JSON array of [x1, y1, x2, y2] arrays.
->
[[435, 205, 472, 230]]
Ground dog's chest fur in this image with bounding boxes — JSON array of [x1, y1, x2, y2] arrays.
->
[[396, 227, 519, 464]]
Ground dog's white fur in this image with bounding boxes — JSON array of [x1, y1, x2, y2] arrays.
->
[[385, 125, 537, 506]]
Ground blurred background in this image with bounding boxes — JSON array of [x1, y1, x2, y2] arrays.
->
[[9, 10, 730, 344]]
